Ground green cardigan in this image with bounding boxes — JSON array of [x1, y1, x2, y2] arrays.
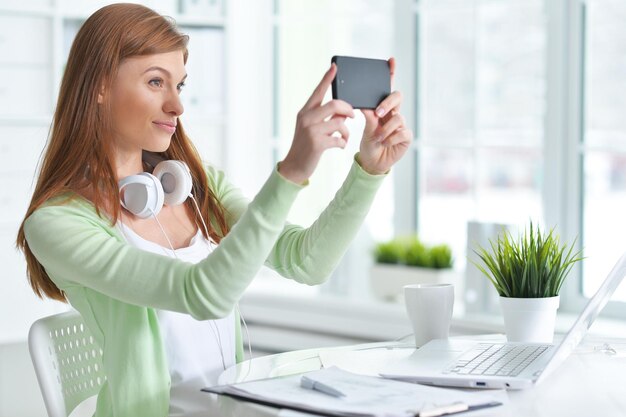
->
[[24, 157, 385, 416]]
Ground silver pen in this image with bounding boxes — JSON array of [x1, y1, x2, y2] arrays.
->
[[300, 375, 346, 398]]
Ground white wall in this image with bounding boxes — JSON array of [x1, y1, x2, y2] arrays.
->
[[0, 342, 47, 417], [0, 0, 235, 414]]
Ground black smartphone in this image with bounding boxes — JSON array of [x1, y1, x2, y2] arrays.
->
[[331, 56, 391, 109]]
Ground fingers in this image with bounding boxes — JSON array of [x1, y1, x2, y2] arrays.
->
[[302, 99, 354, 126], [388, 57, 396, 88], [297, 113, 350, 150], [302, 63, 337, 111], [304, 116, 350, 145], [328, 135, 348, 149], [374, 113, 406, 143], [322, 117, 350, 142], [377, 57, 399, 117], [361, 108, 378, 120], [375, 90, 402, 118], [362, 90, 404, 138], [381, 127, 413, 148]]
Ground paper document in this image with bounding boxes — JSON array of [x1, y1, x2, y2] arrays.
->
[[318, 345, 414, 376], [203, 366, 504, 417]]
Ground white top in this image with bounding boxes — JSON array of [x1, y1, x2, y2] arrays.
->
[[117, 221, 236, 417]]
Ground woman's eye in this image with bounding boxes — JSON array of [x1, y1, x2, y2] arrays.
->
[[149, 78, 163, 87], [177, 82, 186, 92]]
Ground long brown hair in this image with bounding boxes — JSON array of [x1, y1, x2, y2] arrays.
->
[[16, 3, 230, 302]]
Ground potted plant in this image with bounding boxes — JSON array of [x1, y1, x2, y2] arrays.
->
[[370, 235, 455, 301], [472, 222, 583, 343]]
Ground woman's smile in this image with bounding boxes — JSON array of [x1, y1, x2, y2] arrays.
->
[[153, 120, 177, 134]]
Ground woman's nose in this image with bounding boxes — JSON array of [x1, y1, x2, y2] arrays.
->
[[164, 91, 184, 116]]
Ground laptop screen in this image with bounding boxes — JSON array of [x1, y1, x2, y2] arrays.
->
[[537, 252, 626, 382]]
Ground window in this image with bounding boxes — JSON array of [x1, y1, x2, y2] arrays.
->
[[257, 0, 626, 318], [582, 0, 626, 304], [414, 0, 626, 316], [415, 0, 546, 272], [259, 0, 397, 297]]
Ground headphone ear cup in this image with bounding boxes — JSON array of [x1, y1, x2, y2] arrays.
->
[[118, 173, 164, 219], [152, 160, 192, 206]]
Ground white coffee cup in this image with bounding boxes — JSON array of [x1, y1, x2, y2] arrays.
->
[[404, 284, 454, 347]]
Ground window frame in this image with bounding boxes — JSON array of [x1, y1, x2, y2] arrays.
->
[[405, 0, 626, 318], [559, 0, 626, 318], [262, 0, 626, 319]]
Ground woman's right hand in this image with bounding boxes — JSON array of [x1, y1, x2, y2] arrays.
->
[[278, 64, 355, 184]]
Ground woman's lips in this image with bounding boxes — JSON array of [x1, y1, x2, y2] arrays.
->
[[153, 121, 176, 134]]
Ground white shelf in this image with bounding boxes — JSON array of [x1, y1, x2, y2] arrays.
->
[[0, 0, 230, 346], [174, 15, 226, 28], [0, 116, 51, 126], [55, 12, 226, 27], [0, 5, 54, 17]]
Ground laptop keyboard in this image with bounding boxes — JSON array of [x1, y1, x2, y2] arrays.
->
[[444, 343, 550, 377]]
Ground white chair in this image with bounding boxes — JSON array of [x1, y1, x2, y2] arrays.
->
[[28, 310, 106, 417]]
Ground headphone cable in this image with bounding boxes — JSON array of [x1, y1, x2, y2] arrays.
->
[[189, 195, 254, 379], [150, 208, 228, 372], [236, 303, 253, 381], [189, 193, 252, 381]]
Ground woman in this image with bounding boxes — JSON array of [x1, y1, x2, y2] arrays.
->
[[16, 3, 411, 417]]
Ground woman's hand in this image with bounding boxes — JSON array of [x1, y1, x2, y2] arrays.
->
[[358, 57, 412, 175], [279, 64, 355, 184]]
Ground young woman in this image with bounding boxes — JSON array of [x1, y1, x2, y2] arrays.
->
[[16, 3, 411, 416]]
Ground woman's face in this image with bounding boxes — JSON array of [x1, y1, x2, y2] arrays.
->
[[105, 50, 186, 157]]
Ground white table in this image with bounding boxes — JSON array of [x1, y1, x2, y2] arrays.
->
[[209, 335, 626, 417]]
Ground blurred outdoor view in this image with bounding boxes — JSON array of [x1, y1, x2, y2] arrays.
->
[[272, 0, 626, 303], [418, 0, 626, 302], [583, 0, 626, 300]]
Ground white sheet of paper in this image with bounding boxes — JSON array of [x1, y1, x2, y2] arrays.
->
[[318, 346, 415, 376], [215, 367, 506, 417]]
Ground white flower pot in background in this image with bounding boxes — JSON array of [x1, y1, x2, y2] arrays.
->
[[499, 296, 560, 343], [370, 264, 456, 302]]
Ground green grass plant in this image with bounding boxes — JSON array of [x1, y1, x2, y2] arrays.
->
[[374, 236, 453, 269], [472, 222, 583, 298]]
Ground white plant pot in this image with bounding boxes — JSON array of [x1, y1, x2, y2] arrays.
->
[[370, 264, 456, 302], [499, 296, 560, 343]]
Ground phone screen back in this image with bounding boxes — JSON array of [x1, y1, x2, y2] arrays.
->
[[331, 56, 390, 109]]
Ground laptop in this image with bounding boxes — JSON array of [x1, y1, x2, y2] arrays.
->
[[380, 252, 626, 390]]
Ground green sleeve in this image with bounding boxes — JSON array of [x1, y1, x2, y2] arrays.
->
[[265, 154, 386, 284], [24, 168, 303, 321]]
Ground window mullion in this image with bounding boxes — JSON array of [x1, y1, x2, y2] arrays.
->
[[544, 0, 586, 312], [394, 0, 419, 236]]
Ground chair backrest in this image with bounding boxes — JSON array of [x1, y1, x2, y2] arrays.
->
[[28, 310, 106, 417]]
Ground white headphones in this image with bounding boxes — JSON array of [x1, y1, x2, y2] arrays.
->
[[117, 156, 251, 370], [118, 159, 193, 219]]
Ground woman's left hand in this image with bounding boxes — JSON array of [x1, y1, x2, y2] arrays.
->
[[358, 57, 412, 175]]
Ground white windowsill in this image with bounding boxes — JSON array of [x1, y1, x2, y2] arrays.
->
[[239, 286, 626, 352]]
